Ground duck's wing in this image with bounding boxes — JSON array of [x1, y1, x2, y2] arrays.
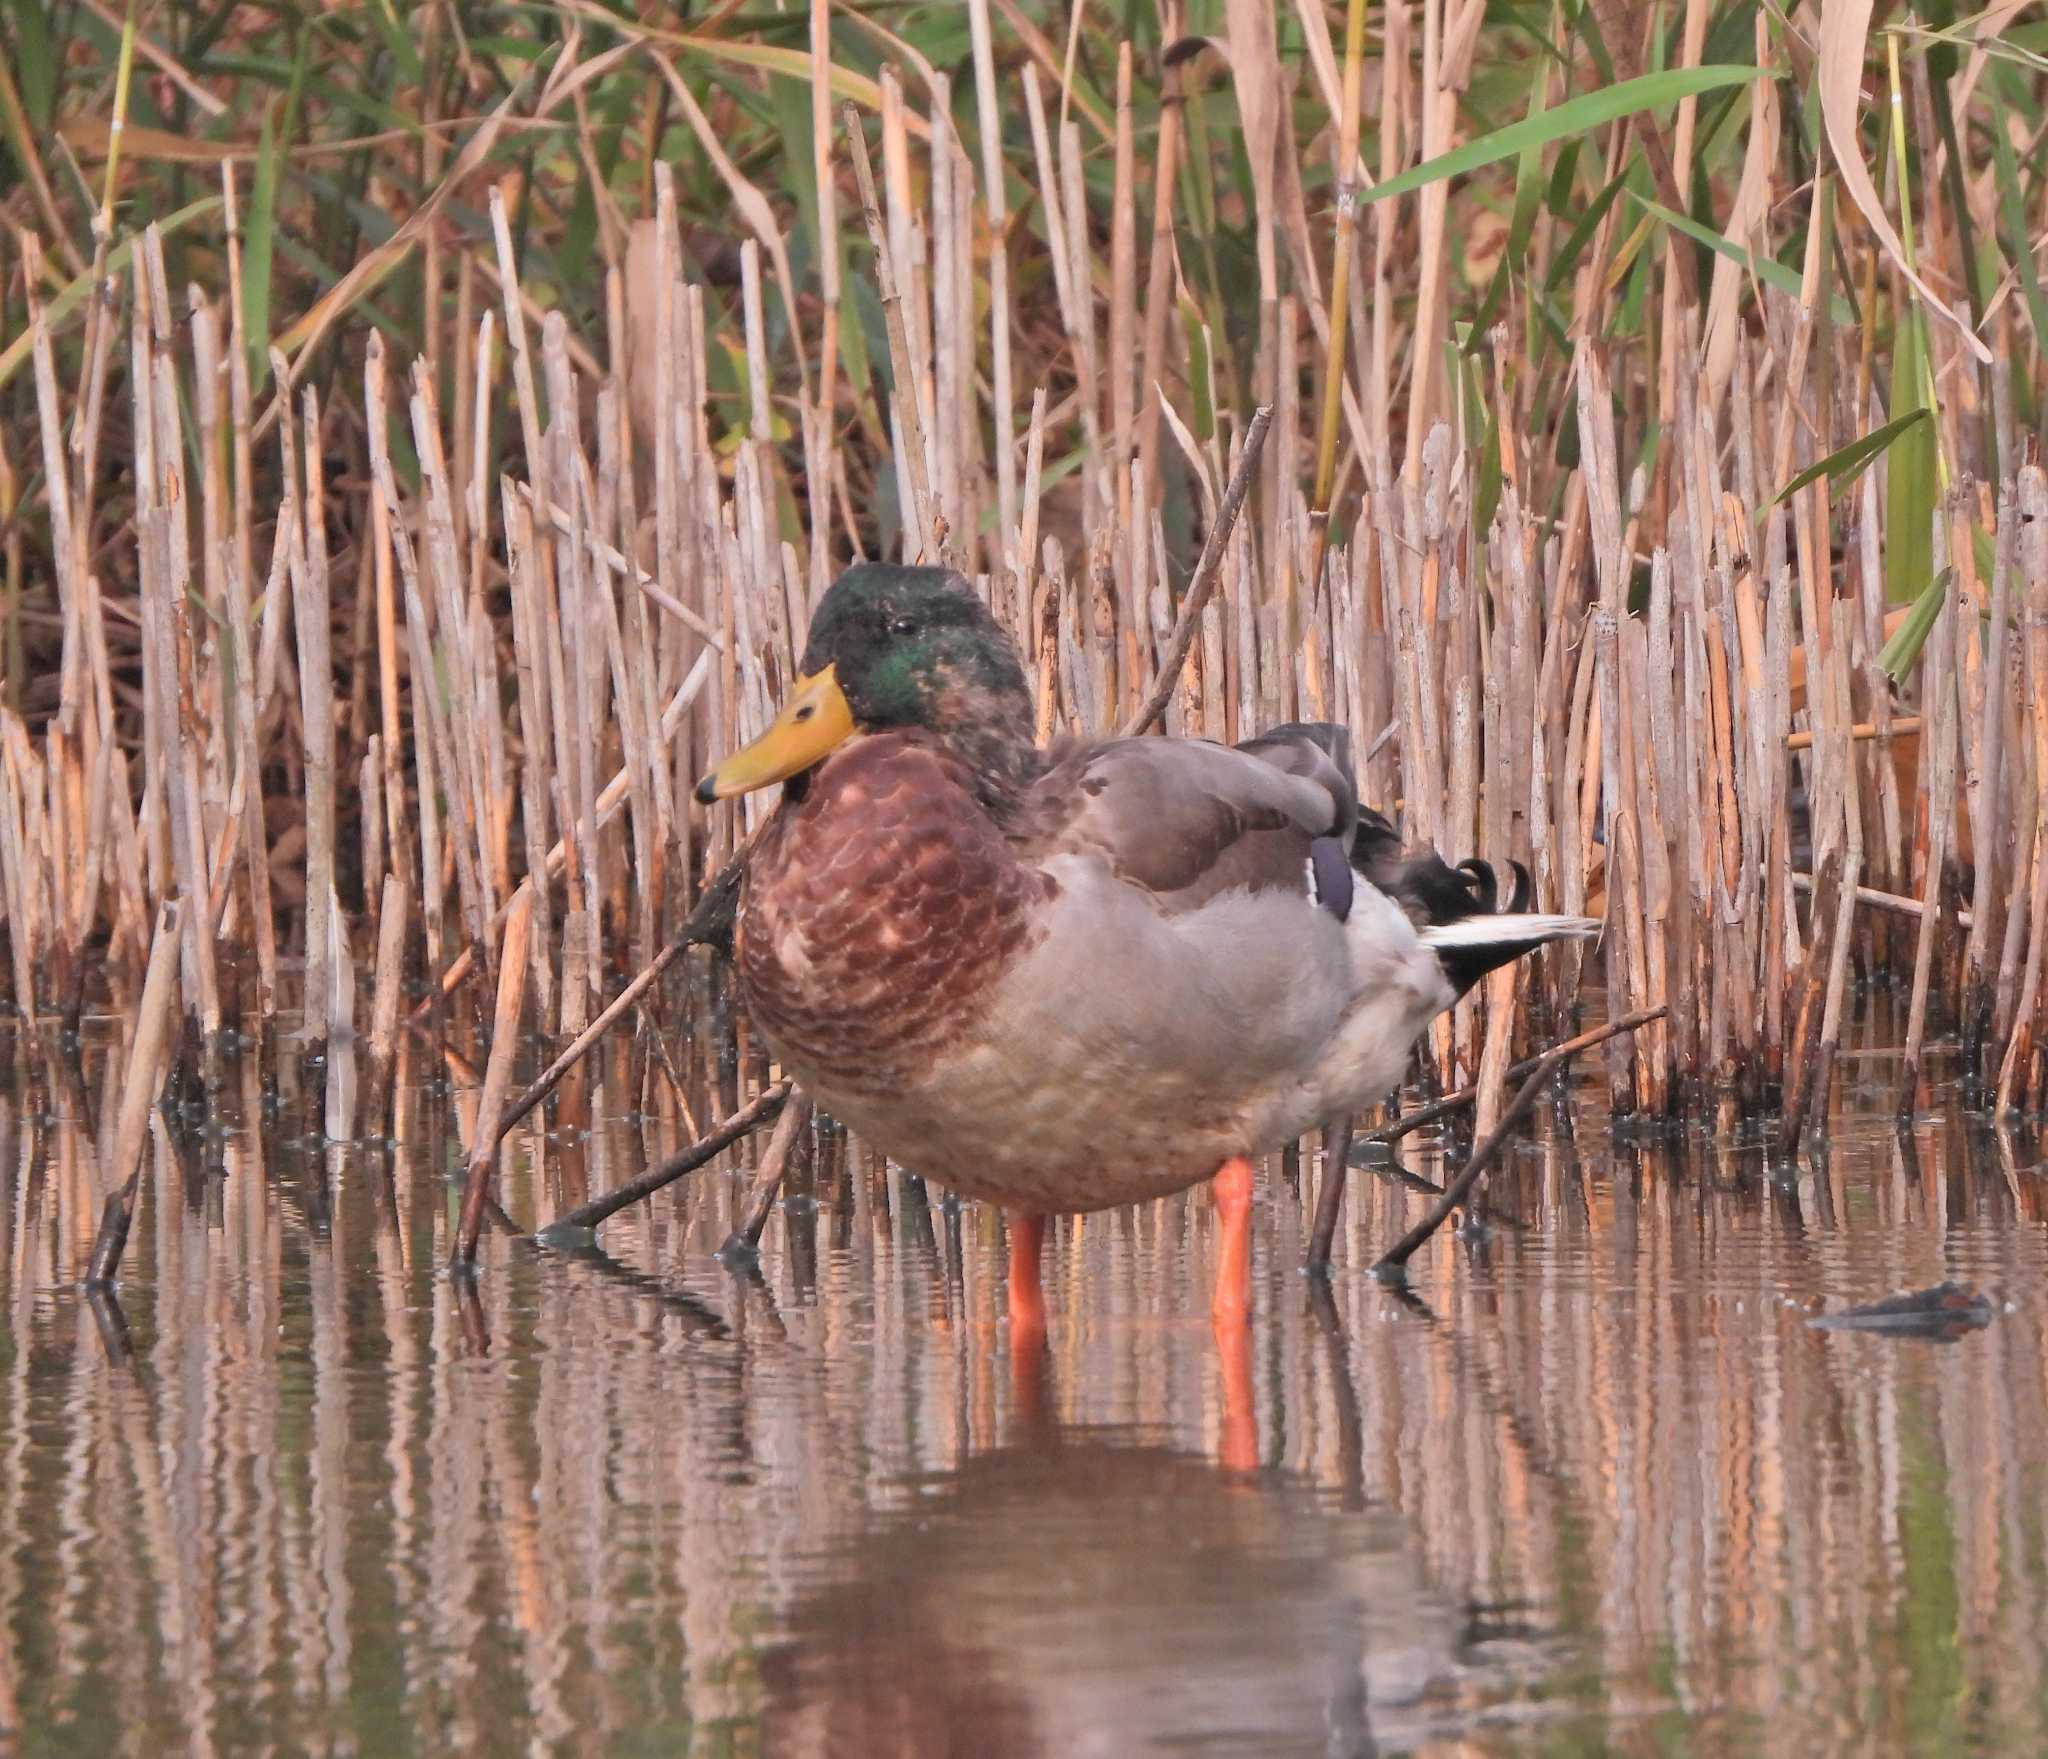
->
[[1242, 719, 1600, 994], [1018, 735, 1348, 915], [1018, 724, 1595, 991]]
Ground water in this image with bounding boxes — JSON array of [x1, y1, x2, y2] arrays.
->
[[2, 1028, 2045, 1756]]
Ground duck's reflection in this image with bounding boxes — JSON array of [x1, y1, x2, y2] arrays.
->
[[755, 1336, 1455, 1759]]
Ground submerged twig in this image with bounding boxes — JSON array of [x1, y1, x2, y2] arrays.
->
[[1362, 1007, 1667, 1147], [719, 1092, 814, 1261], [1371, 1048, 1569, 1278], [543, 1081, 792, 1239]]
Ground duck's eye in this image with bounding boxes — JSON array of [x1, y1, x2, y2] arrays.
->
[[888, 617, 916, 637], [793, 703, 815, 722]]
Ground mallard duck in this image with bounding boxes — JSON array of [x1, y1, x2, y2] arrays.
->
[[697, 564, 1597, 1325]]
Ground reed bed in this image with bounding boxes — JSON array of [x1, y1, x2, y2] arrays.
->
[[0, 0, 2046, 1157]]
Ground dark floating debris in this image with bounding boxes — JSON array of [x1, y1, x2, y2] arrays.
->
[[1808, 1281, 1996, 1341]]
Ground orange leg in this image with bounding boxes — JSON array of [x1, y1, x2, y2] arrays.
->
[[1210, 1156, 1254, 1324], [1210, 1156, 1257, 1472], [1006, 1209, 1047, 1350]]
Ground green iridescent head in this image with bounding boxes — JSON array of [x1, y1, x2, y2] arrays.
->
[[696, 564, 1036, 803]]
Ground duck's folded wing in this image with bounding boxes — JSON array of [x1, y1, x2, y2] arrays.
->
[[1024, 736, 1350, 912]]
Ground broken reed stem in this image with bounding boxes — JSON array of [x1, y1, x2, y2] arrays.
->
[[546, 1081, 792, 1237], [85, 898, 185, 1286], [454, 881, 535, 1265], [1120, 404, 1273, 738], [447, 848, 750, 1256], [1363, 1006, 1669, 1147], [1783, 714, 1922, 752], [721, 1091, 815, 1257], [1790, 871, 1973, 929], [366, 875, 409, 1117]]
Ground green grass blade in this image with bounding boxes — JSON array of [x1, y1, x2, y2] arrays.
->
[[1545, 167, 1630, 292], [244, 104, 279, 392], [1626, 189, 1856, 322], [1761, 407, 1929, 516], [1989, 84, 2048, 363], [1879, 568, 1950, 681], [9, 0, 56, 130], [1360, 65, 1770, 210], [1885, 304, 1936, 610]]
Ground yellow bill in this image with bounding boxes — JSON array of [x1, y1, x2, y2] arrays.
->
[[695, 665, 855, 802]]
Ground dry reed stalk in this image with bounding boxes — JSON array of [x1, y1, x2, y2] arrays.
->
[[845, 99, 934, 561], [1787, 600, 1866, 1152], [1057, 112, 1103, 545], [85, 898, 183, 1286], [1107, 43, 1137, 561], [218, 451, 275, 1017], [1578, 348, 1652, 1113], [1122, 408, 1273, 738], [414, 644, 714, 1020], [0, 721, 38, 1015], [591, 383, 659, 979], [501, 483, 558, 1024], [366, 367, 452, 978], [806, 0, 842, 590], [411, 364, 497, 951], [1997, 468, 2048, 1110], [1963, 482, 2019, 1071], [1133, 19, 1187, 569], [280, 382, 337, 1046], [454, 880, 535, 1265], [1637, 556, 1679, 1104], [1899, 561, 1961, 1114], [25, 245, 85, 747], [544, 320, 602, 1020], [135, 256, 221, 1043], [1303, 0, 1370, 604], [366, 875, 408, 1122], [1401, 0, 1461, 482]]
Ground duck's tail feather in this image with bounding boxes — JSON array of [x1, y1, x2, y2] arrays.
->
[[1419, 913, 1602, 996]]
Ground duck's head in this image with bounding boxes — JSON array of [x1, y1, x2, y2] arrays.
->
[[695, 563, 1035, 804]]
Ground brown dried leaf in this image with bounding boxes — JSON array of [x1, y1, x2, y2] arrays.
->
[[1816, 0, 1991, 363]]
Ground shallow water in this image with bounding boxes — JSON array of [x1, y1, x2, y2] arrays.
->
[[2, 1025, 2046, 1756]]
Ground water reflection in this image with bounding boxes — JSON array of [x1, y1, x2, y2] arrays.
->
[[757, 1415, 1448, 1757], [0, 1026, 2043, 1755]]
